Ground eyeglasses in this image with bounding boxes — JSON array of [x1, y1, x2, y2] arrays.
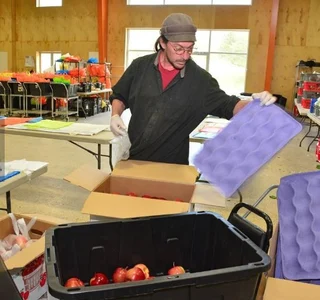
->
[[170, 43, 195, 55]]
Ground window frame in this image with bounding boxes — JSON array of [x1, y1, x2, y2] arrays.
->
[[125, 28, 250, 95], [36, 0, 63, 8], [36, 51, 62, 73], [127, 0, 252, 5]]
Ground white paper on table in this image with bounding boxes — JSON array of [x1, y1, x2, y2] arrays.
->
[[5, 123, 110, 136], [4, 159, 48, 175]]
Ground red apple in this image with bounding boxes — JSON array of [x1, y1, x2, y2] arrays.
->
[[168, 265, 185, 275], [127, 192, 138, 197], [126, 267, 146, 281], [134, 263, 150, 279], [15, 235, 28, 249], [112, 267, 127, 283], [90, 272, 109, 286], [64, 277, 85, 288]]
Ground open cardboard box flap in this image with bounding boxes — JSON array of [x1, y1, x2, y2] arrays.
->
[[64, 161, 198, 192], [112, 160, 198, 184], [0, 214, 68, 271], [81, 192, 190, 219], [64, 164, 109, 191]]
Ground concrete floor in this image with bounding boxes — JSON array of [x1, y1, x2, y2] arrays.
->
[[1, 111, 319, 232]]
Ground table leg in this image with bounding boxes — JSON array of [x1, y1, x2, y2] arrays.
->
[[109, 144, 113, 171], [6, 191, 11, 213], [299, 118, 313, 147], [97, 144, 101, 170], [243, 185, 279, 218], [307, 125, 320, 152]]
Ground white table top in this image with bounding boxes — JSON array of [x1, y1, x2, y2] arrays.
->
[[0, 165, 48, 195], [77, 88, 112, 96], [307, 112, 320, 126], [190, 116, 230, 143], [1, 127, 114, 144], [294, 98, 309, 116]]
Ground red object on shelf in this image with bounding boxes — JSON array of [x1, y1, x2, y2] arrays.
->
[[301, 98, 311, 108], [303, 81, 320, 91], [297, 87, 303, 96], [293, 105, 299, 117]]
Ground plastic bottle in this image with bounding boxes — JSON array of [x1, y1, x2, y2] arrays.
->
[[315, 98, 320, 117], [310, 98, 318, 113]]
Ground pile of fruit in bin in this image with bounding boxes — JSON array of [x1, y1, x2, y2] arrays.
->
[[64, 263, 185, 287]]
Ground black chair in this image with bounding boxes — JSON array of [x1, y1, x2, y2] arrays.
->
[[50, 83, 79, 121], [23, 82, 53, 117], [7, 81, 26, 116], [0, 82, 10, 116]]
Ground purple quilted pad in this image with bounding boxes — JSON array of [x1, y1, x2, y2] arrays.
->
[[275, 235, 320, 285], [277, 171, 320, 281], [193, 99, 302, 198]]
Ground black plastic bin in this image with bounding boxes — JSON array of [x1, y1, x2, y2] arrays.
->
[[45, 212, 271, 300]]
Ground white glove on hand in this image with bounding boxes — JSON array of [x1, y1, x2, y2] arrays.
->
[[252, 91, 277, 106], [110, 114, 127, 136]]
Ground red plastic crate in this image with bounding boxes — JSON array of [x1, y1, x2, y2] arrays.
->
[[301, 98, 311, 108], [297, 87, 304, 96], [303, 81, 320, 91]]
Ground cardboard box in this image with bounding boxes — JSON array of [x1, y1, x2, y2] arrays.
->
[[190, 182, 227, 208], [262, 225, 320, 299], [0, 214, 67, 300], [65, 160, 199, 220]]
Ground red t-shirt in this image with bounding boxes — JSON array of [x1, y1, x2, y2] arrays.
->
[[159, 61, 179, 90]]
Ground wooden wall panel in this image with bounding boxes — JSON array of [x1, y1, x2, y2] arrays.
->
[[214, 6, 249, 29], [0, 0, 99, 71], [306, 0, 320, 47], [0, 0, 13, 71], [246, 0, 272, 92], [272, 0, 320, 111], [0, 0, 13, 41]]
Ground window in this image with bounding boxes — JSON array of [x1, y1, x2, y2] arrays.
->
[[126, 29, 249, 95], [36, 52, 61, 73], [127, 0, 251, 5], [36, 0, 62, 7]]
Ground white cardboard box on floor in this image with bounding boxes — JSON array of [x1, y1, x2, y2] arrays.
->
[[0, 214, 68, 300]]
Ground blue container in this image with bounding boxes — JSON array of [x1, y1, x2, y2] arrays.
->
[[310, 98, 318, 113]]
